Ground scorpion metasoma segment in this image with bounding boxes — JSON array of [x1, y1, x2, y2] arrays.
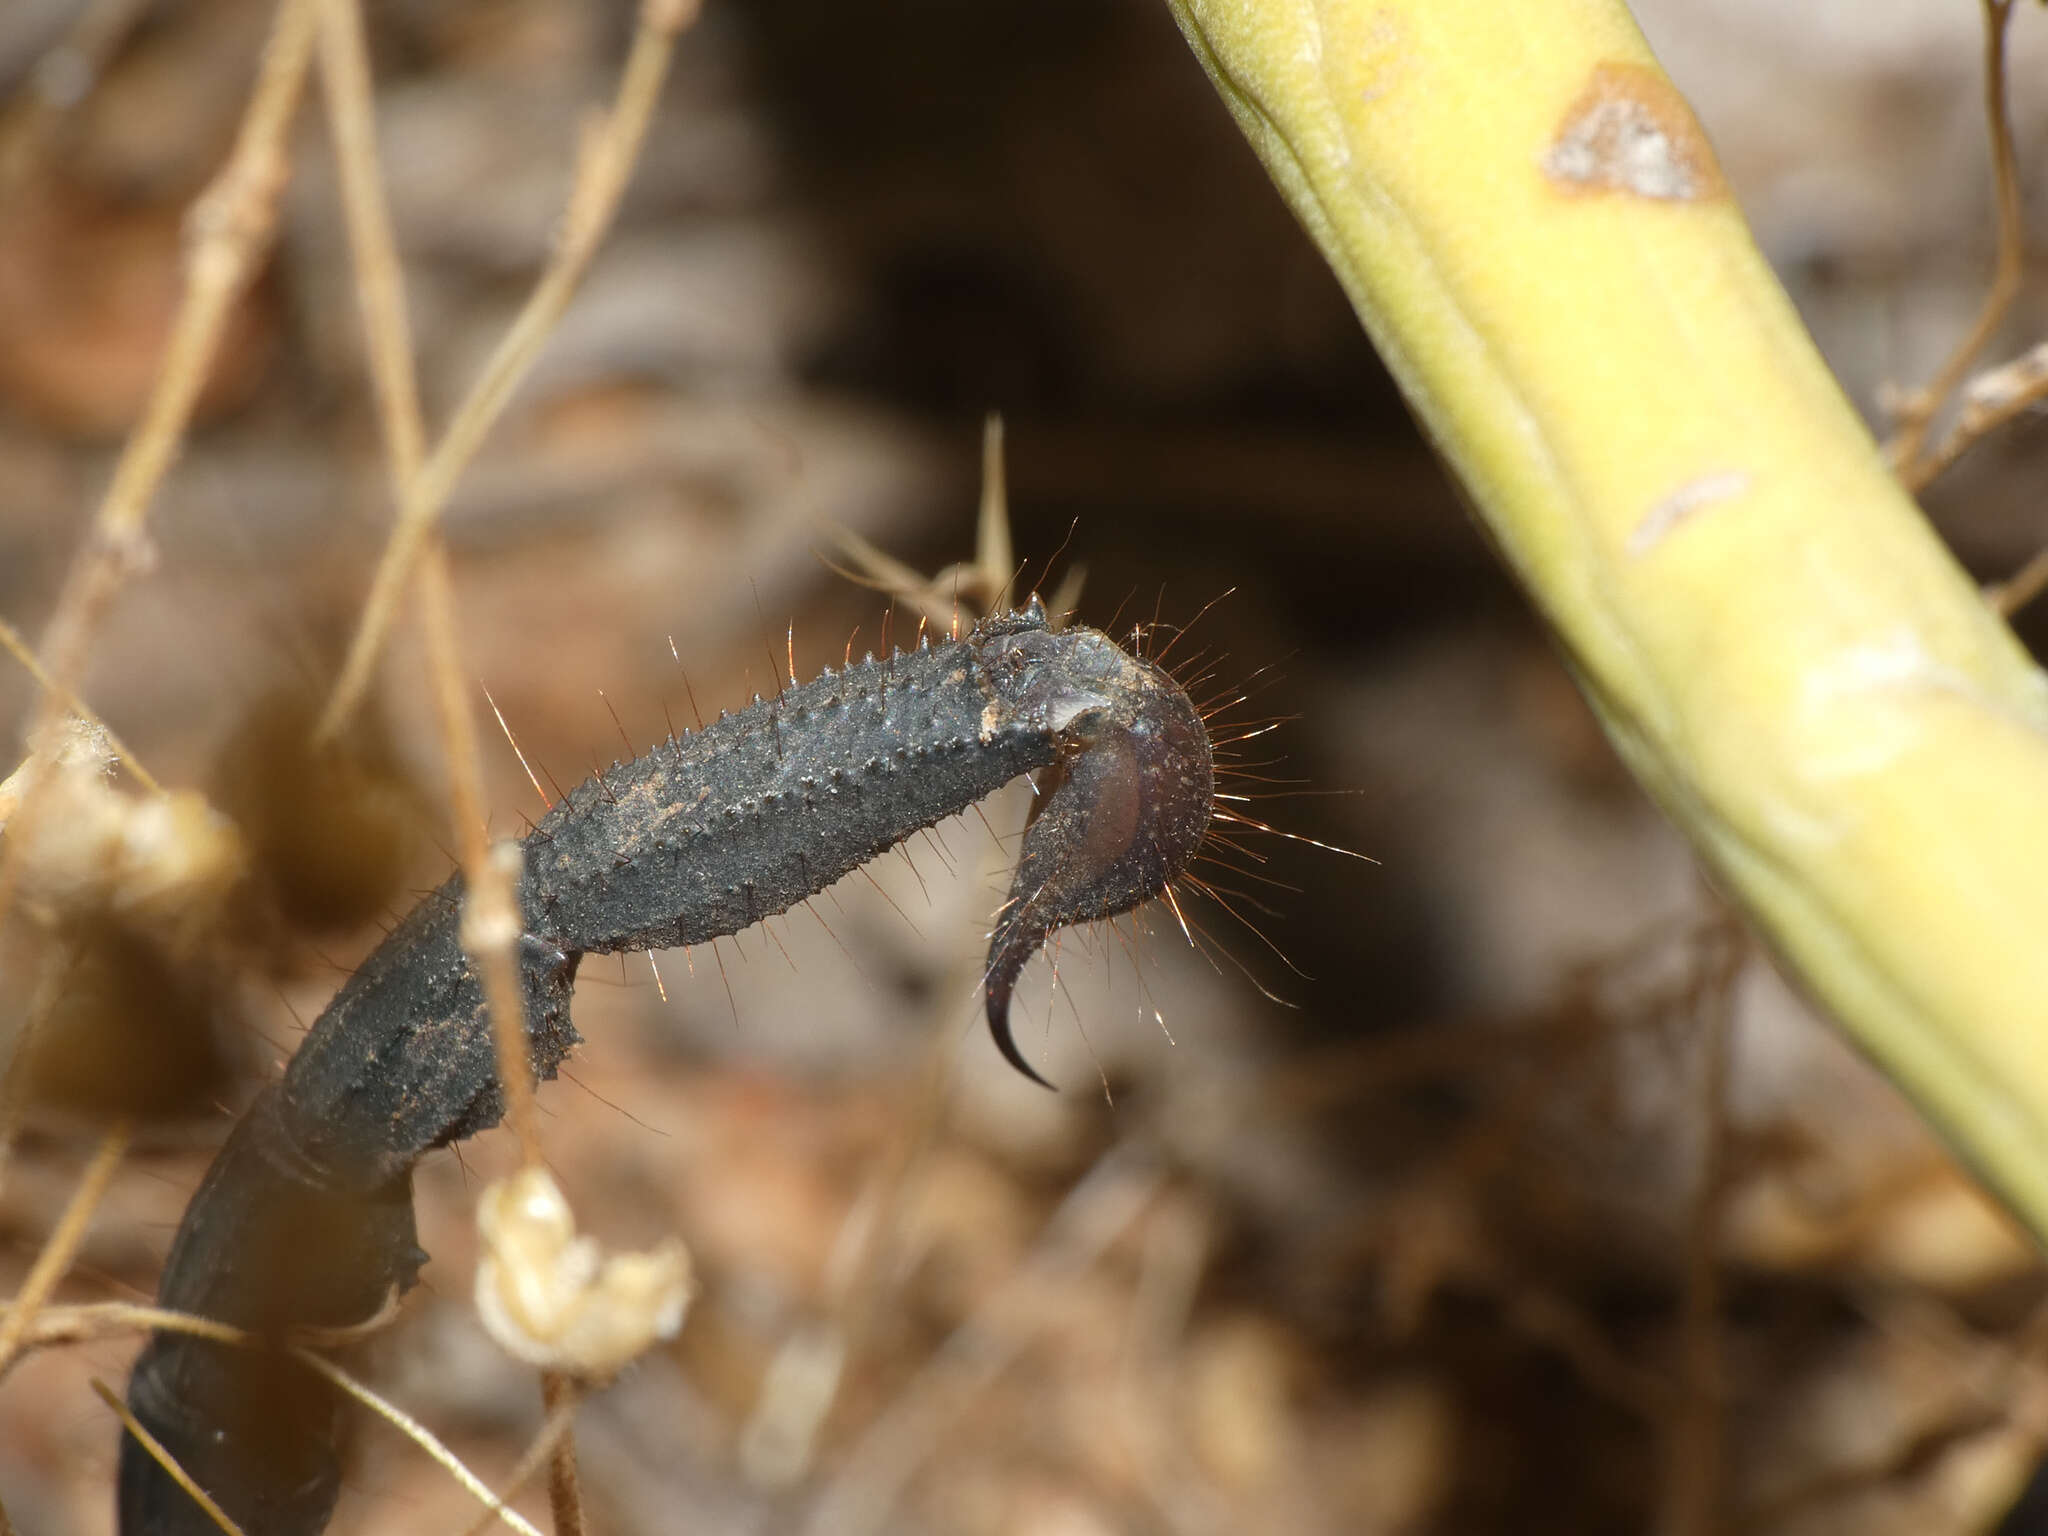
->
[[120, 600, 1214, 1536]]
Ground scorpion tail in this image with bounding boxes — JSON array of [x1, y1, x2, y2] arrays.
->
[[120, 1089, 421, 1535]]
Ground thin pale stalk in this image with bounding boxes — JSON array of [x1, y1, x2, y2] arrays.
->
[[0, 615, 159, 795], [450, 1396, 582, 1536], [0, 0, 316, 932], [1892, 0, 2026, 487], [0, 1124, 127, 1379], [316, 0, 700, 743], [16, 1301, 247, 1352], [93, 1378, 247, 1536], [291, 1349, 546, 1536], [315, 24, 574, 1523], [538, 1373, 586, 1536]]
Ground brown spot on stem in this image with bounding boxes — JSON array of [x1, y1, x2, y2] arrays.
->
[[1542, 62, 1726, 202]]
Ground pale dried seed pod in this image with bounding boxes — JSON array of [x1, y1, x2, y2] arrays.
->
[[3, 716, 245, 951], [473, 1165, 693, 1379]]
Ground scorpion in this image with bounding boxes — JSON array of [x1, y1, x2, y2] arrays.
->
[[119, 597, 1216, 1535]]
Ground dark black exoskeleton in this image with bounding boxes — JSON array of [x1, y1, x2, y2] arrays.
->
[[120, 601, 1213, 1535]]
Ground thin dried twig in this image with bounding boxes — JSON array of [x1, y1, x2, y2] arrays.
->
[[1922, 337, 2048, 503], [423, 570, 546, 1157], [451, 1395, 583, 1536], [0, 616, 160, 796], [315, 0, 701, 743], [291, 1348, 547, 1536], [1888, 1, 2048, 610], [976, 413, 1017, 616], [313, 1, 578, 1519], [0, 0, 317, 933], [1993, 548, 2048, 619], [14, 1301, 249, 1352], [14, 1295, 403, 1359], [0, 1123, 128, 1380], [93, 1377, 247, 1536], [537, 1374, 587, 1536], [27, 1294, 536, 1534], [16, 1295, 402, 1354], [820, 432, 1032, 630], [314, 0, 425, 476], [313, 0, 544, 1166], [1888, 0, 2026, 489]]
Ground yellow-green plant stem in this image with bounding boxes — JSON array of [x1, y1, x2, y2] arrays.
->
[[1163, 0, 2048, 1239]]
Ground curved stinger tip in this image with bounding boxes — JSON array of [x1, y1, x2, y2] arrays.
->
[[985, 943, 1056, 1090]]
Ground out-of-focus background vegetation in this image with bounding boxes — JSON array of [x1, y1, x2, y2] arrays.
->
[[5, 2, 2048, 1532]]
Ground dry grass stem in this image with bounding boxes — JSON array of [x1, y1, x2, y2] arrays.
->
[[316, 0, 701, 742], [823, 438, 1032, 630], [91, 1377, 248, 1536], [819, 527, 953, 625], [311, 6, 626, 1531], [290, 1349, 548, 1536], [451, 1395, 583, 1536], [1991, 529, 2048, 619], [538, 1373, 586, 1536], [0, 0, 317, 932], [976, 413, 1016, 614], [104, 0, 317, 550], [423, 559, 544, 1164], [12, 1295, 398, 1361], [1888, 0, 2026, 488], [0, 616, 160, 796], [314, 0, 426, 482], [1917, 337, 2048, 499], [0, 1123, 128, 1379], [311, 0, 542, 1165], [15, 1301, 248, 1352], [18, 1294, 523, 1528], [311, 4, 582, 1517]]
